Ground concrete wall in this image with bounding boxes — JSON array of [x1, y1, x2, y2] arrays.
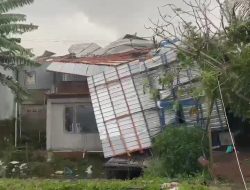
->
[[0, 69, 14, 120], [46, 97, 102, 152]]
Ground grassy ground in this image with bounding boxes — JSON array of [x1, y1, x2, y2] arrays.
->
[[0, 178, 211, 190], [0, 179, 249, 190], [0, 178, 164, 190]]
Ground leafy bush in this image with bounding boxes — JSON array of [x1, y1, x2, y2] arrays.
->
[[146, 126, 208, 178], [28, 162, 53, 177]]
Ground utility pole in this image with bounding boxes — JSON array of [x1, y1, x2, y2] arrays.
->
[[14, 70, 19, 147]]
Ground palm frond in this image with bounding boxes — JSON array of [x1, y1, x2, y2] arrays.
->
[[0, 0, 37, 99], [8, 37, 21, 43], [0, 54, 39, 68], [0, 23, 38, 34], [0, 72, 28, 101], [0, 0, 34, 13], [0, 13, 26, 24], [0, 61, 18, 71], [0, 36, 33, 56]]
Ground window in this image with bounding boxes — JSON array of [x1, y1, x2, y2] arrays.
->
[[25, 71, 36, 86], [65, 106, 74, 132], [64, 104, 98, 134]]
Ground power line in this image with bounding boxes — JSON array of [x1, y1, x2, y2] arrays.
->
[[217, 79, 248, 190]]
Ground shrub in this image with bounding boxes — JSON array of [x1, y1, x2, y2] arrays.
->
[[146, 126, 208, 178], [28, 162, 53, 177]]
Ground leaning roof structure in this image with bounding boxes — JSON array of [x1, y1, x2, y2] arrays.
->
[[87, 46, 227, 158]]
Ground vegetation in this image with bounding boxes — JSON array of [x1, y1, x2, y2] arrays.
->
[[145, 126, 209, 178], [149, 0, 250, 119], [0, 178, 211, 190], [145, 0, 250, 181], [0, 0, 38, 100], [0, 149, 104, 179]]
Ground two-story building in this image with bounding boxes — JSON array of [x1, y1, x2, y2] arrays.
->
[[19, 34, 154, 154]]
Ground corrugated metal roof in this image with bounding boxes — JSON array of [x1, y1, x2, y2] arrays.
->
[[58, 49, 151, 65], [87, 51, 176, 158], [39, 49, 152, 66], [88, 47, 228, 158], [68, 43, 101, 58]]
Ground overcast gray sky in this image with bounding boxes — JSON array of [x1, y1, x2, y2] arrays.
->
[[16, 0, 219, 56], [16, 0, 177, 56]]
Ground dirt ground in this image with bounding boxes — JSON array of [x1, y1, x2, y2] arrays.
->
[[213, 149, 250, 185]]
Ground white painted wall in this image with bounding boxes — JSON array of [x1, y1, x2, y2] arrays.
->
[[0, 69, 14, 120], [46, 97, 102, 152]]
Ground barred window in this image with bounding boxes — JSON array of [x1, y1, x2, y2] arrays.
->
[[64, 104, 98, 134]]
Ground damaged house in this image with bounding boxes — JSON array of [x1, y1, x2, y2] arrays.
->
[[16, 35, 228, 160], [18, 34, 154, 154], [87, 41, 228, 158]]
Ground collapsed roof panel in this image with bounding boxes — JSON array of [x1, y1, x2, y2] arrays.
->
[[88, 46, 228, 158], [87, 51, 176, 158]]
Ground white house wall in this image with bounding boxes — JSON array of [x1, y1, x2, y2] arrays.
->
[[46, 97, 102, 152]]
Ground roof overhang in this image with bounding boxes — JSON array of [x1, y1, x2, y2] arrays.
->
[[46, 62, 112, 76]]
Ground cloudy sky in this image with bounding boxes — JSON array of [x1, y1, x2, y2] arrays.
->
[[15, 0, 183, 56], [16, 0, 219, 56]]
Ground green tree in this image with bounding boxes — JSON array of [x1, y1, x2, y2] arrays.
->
[[0, 0, 38, 100], [148, 0, 250, 181], [149, 0, 250, 119]]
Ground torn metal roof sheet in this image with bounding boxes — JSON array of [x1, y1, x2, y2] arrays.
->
[[57, 49, 152, 65], [39, 49, 152, 66]]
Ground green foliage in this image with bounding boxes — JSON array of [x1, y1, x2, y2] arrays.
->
[[0, 178, 168, 190], [0, 0, 38, 100], [28, 162, 53, 178], [159, 72, 174, 88], [143, 78, 160, 100], [227, 21, 250, 43], [146, 126, 208, 178], [154, 0, 250, 119], [178, 18, 250, 119]]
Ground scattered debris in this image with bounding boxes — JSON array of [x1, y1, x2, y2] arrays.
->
[[161, 182, 179, 190], [55, 170, 64, 175], [85, 165, 93, 178], [9, 161, 19, 165]]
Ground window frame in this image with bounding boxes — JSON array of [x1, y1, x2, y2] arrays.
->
[[63, 104, 98, 134]]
